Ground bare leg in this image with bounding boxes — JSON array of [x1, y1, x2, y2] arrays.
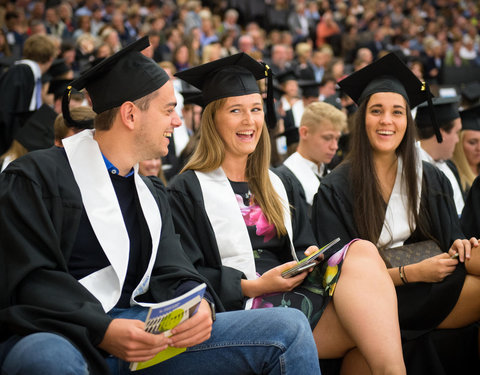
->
[[437, 274, 480, 329], [340, 349, 372, 375], [314, 240, 405, 374]]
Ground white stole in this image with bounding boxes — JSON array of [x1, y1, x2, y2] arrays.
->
[[377, 156, 423, 249], [195, 168, 298, 282], [63, 130, 162, 312], [283, 152, 321, 205]]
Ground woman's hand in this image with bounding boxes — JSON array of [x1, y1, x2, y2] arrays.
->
[[241, 261, 308, 298], [410, 253, 458, 283], [448, 237, 479, 262]]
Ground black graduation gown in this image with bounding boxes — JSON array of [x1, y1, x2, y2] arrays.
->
[[312, 161, 479, 375], [461, 175, 480, 238], [0, 147, 219, 375], [275, 164, 313, 218], [167, 169, 317, 311], [0, 64, 35, 154]]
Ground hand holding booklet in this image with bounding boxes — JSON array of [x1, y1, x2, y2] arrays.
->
[[129, 283, 207, 371], [281, 237, 341, 278]]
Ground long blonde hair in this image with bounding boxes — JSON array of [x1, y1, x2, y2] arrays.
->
[[452, 130, 477, 191], [182, 97, 287, 237]]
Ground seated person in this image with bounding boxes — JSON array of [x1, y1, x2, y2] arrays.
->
[[0, 37, 321, 375], [276, 101, 347, 213], [314, 52, 480, 374], [170, 53, 406, 374], [415, 96, 464, 215]]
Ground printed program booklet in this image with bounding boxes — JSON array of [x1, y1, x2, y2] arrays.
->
[[129, 283, 207, 371]]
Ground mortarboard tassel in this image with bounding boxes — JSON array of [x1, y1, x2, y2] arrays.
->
[[61, 86, 94, 129], [422, 81, 443, 143], [263, 63, 277, 130]]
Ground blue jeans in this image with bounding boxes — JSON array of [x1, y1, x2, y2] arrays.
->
[[1, 307, 321, 375]]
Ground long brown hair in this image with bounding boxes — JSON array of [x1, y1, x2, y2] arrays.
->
[[182, 97, 287, 237], [347, 95, 429, 249]]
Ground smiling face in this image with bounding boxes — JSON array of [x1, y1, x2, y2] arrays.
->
[[214, 93, 264, 160], [135, 80, 182, 159], [365, 92, 408, 157]]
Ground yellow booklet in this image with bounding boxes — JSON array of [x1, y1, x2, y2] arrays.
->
[[129, 283, 206, 371]]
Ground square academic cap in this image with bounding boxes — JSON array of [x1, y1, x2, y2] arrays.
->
[[62, 36, 169, 128], [276, 69, 298, 85], [460, 105, 480, 131], [298, 80, 320, 99], [180, 86, 204, 107], [174, 52, 277, 129], [415, 96, 460, 127], [15, 104, 56, 151], [338, 52, 442, 142], [48, 79, 72, 101], [461, 81, 480, 104]]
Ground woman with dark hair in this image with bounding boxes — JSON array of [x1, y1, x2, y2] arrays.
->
[[168, 53, 406, 374], [313, 53, 480, 374]]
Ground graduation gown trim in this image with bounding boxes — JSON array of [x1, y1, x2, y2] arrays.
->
[[63, 129, 162, 311], [194, 167, 298, 281], [283, 152, 321, 206], [378, 156, 422, 248]]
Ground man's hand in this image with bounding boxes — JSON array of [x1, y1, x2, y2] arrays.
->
[[168, 299, 213, 348], [99, 318, 169, 363]]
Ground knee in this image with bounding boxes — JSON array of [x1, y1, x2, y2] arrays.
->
[[268, 308, 312, 338], [2, 333, 88, 375], [346, 240, 385, 267]]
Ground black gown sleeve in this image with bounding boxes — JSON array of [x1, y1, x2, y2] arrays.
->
[[0, 152, 112, 375], [311, 163, 358, 257], [460, 175, 480, 239], [272, 168, 317, 258], [167, 171, 245, 311]]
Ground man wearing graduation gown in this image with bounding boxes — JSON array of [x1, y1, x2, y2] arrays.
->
[[276, 101, 347, 215], [0, 34, 56, 154], [416, 96, 465, 216], [0, 37, 320, 375]]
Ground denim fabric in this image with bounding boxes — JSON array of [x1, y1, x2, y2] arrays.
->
[[1, 307, 321, 375], [1, 333, 88, 375]]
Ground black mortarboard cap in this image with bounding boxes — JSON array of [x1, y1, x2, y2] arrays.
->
[[461, 81, 480, 104], [47, 59, 71, 79], [415, 96, 460, 127], [180, 86, 204, 107], [338, 52, 442, 142], [48, 79, 72, 100], [15, 104, 56, 151], [174, 52, 277, 129], [460, 105, 480, 131], [62, 36, 169, 128], [298, 80, 320, 98], [276, 69, 298, 84]]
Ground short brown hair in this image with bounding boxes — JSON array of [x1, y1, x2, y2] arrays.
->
[[94, 90, 159, 131], [23, 34, 57, 63], [55, 106, 96, 142]]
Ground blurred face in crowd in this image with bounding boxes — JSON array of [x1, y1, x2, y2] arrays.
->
[[139, 158, 162, 177], [437, 118, 461, 160], [463, 130, 480, 173]]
